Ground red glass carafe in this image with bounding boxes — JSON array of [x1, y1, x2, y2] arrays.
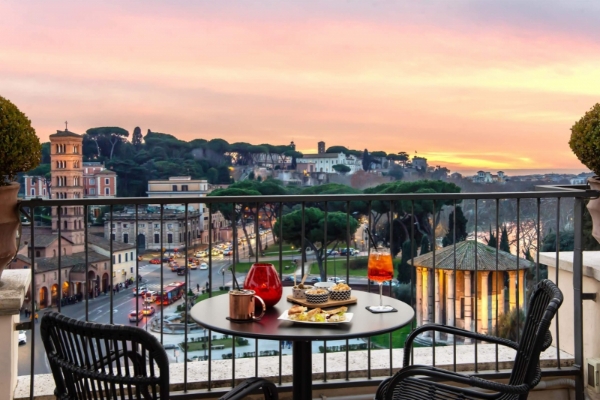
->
[[243, 263, 282, 308]]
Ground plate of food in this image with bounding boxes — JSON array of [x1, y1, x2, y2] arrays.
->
[[278, 305, 353, 324]]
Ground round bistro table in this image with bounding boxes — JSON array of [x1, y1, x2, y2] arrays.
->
[[190, 288, 414, 400]]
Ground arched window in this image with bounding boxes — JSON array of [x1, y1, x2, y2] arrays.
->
[[167, 233, 173, 244], [105, 187, 110, 195]]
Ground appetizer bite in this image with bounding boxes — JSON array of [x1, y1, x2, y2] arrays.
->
[[287, 306, 348, 322]]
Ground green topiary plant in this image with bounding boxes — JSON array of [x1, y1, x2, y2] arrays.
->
[[569, 103, 600, 176], [0, 96, 41, 185]]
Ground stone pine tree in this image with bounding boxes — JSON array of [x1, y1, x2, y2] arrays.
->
[[500, 225, 510, 253], [397, 239, 418, 284], [486, 226, 497, 249], [442, 206, 468, 247], [132, 126, 143, 149]]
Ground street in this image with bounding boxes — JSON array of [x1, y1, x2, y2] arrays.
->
[[17, 232, 376, 376], [17, 256, 230, 376]]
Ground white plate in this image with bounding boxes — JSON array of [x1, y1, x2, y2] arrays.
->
[[278, 310, 354, 324]]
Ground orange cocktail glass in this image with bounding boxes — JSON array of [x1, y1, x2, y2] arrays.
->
[[367, 251, 394, 311]]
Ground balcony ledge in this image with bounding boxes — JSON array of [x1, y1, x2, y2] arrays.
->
[[15, 344, 572, 399]]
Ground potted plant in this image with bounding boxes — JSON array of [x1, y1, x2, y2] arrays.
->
[[0, 95, 41, 274], [569, 103, 600, 243]]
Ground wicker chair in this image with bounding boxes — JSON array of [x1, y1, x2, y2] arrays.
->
[[375, 279, 563, 400], [41, 312, 278, 400]]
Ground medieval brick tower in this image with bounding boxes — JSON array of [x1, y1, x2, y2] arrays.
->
[[50, 128, 85, 250], [318, 141, 325, 154]]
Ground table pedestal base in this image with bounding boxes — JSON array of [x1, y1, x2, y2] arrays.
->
[[292, 340, 312, 400]]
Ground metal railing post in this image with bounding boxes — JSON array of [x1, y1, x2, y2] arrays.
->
[[572, 196, 584, 400]]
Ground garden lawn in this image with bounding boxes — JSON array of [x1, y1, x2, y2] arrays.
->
[[194, 290, 228, 303], [263, 243, 297, 255], [180, 337, 243, 351], [370, 325, 415, 349], [309, 256, 369, 277], [232, 261, 287, 274]]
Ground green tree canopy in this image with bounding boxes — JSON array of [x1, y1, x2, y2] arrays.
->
[[332, 164, 351, 174], [365, 180, 461, 256], [86, 127, 129, 160], [326, 146, 350, 155], [208, 187, 262, 258], [397, 239, 417, 284], [274, 207, 358, 280], [442, 206, 468, 247]]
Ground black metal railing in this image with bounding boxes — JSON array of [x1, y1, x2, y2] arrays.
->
[[16, 186, 592, 399]]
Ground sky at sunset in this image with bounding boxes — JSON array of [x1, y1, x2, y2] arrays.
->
[[1, 1, 599, 173]]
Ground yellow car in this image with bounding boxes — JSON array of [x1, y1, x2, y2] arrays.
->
[[188, 263, 198, 270]]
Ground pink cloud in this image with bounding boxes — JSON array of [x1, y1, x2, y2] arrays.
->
[[0, 1, 598, 171]]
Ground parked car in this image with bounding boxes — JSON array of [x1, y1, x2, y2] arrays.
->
[[149, 258, 161, 264], [328, 276, 346, 284], [199, 262, 208, 270], [339, 248, 356, 256], [129, 309, 144, 322], [327, 250, 339, 256], [283, 276, 295, 282], [18, 331, 26, 345], [161, 257, 170, 262], [132, 286, 148, 296], [311, 277, 322, 283]]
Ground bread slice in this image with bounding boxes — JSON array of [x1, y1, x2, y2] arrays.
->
[[306, 308, 322, 319], [324, 306, 348, 315], [288, 305, 307, 315]]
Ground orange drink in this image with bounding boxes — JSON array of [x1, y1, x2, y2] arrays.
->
[[367, 251, 395, 312], [367, 252, 394, 283]]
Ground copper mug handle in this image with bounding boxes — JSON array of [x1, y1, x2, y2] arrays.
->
[[253, 295, 266, 321]]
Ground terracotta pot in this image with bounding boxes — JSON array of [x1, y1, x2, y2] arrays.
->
[[0, 183, 21, 276], [587, 177, 600, 244]]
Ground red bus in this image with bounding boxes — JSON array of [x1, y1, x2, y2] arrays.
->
[[156, 282, 185, 305]]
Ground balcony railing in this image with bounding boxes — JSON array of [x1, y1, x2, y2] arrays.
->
[[13, 185, 594, 399]]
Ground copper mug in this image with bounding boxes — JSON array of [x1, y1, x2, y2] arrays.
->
[[229, 289, 266, 321]]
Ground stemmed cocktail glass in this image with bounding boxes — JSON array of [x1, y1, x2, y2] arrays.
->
[[367, 251, 395, 312]]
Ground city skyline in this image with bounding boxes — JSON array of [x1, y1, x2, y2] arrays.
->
[[2, 1, 599, 172]]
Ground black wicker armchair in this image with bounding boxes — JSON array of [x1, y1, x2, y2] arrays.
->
[[376, 279, 563, 400], [41, 312, 278, 400]]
